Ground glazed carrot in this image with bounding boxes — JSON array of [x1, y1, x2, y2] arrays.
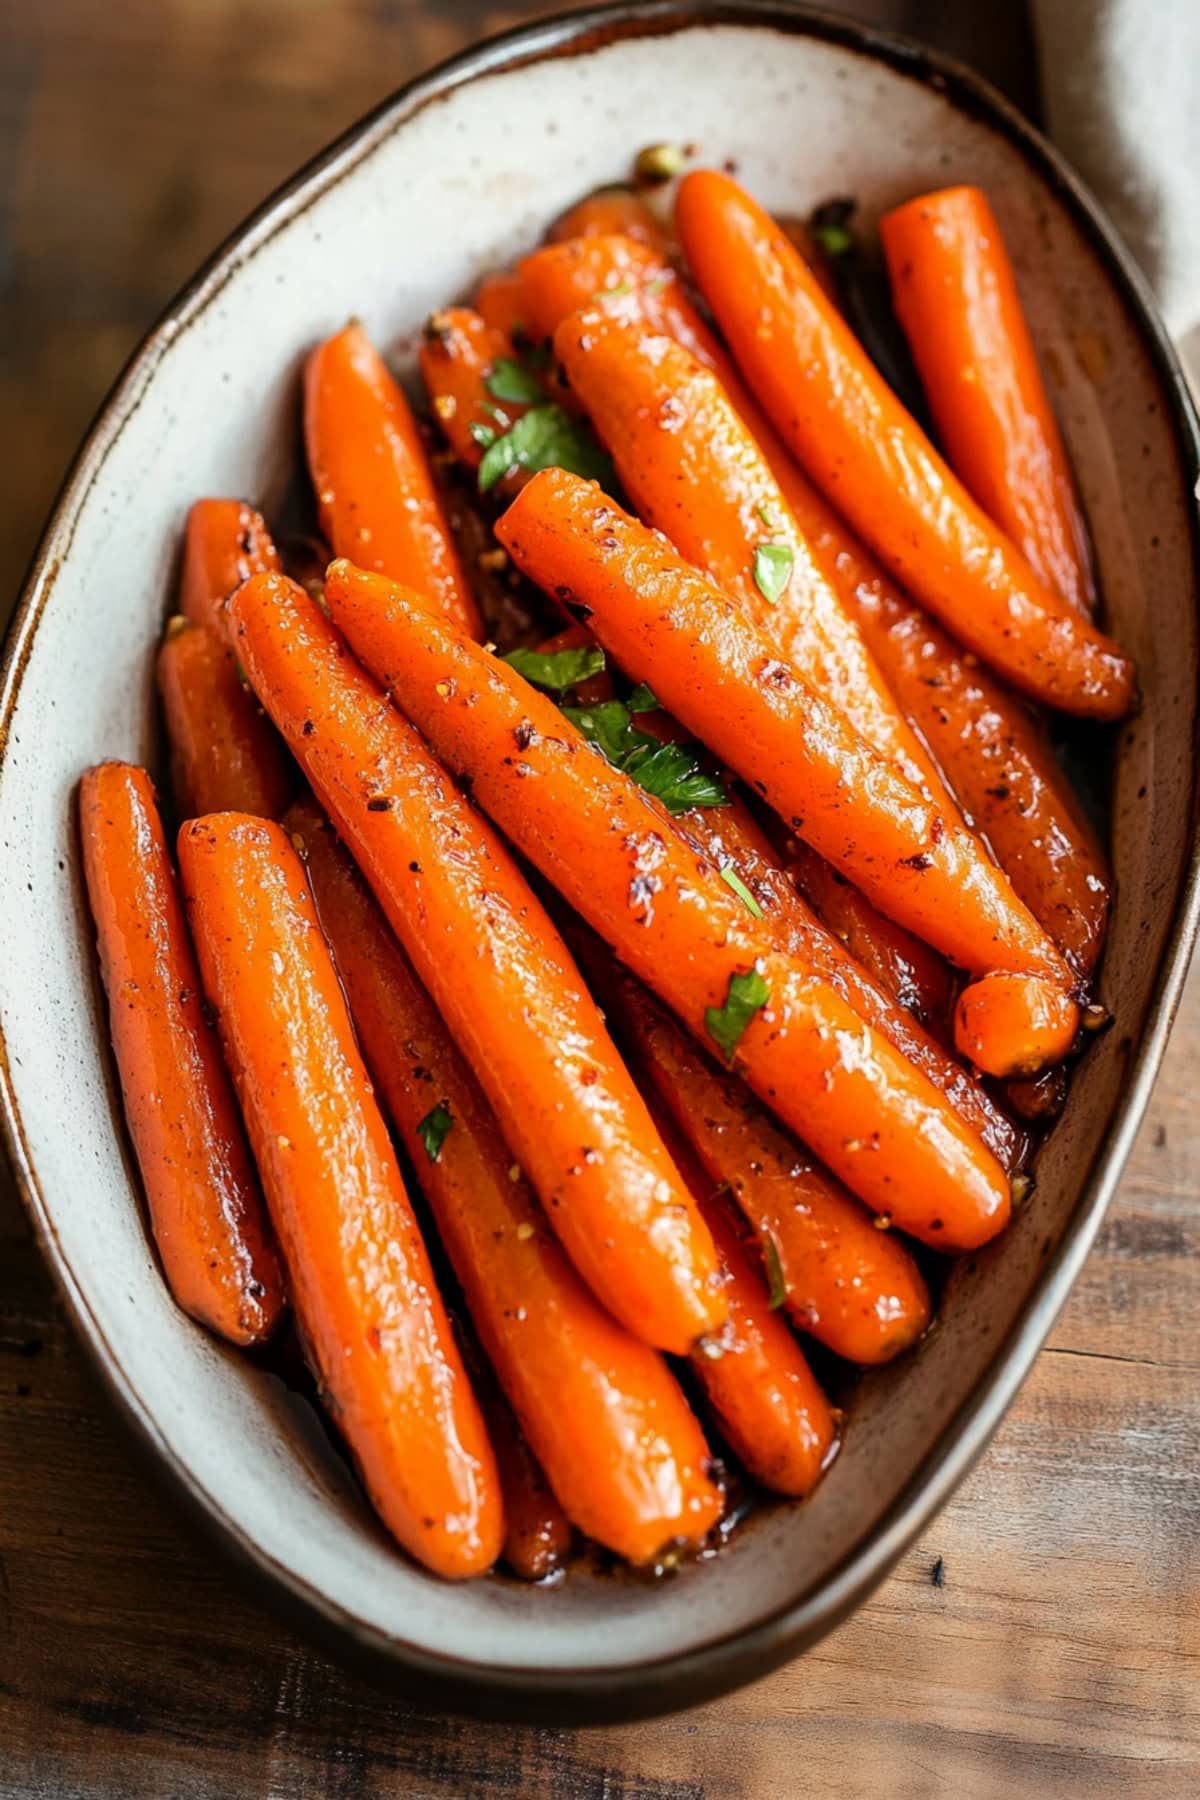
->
[[420, 308, 536, 472], [284, 798, 722, 1561], [230, 574, 723, 1354], [323, 558, 1012, 1250], [178, 813, 501, 1578], [554, 311, 950, 804], [786, 841, 954, 1038], [179, 499, 279, 635], [611, 973, 931, 1364], [157, 619, 292, 820], [482, 1386, 573, 1581], [771, 470, 1110, 977], [682, 1154, 837, 1495], [78, 763, 283, 1347], [675, 170, 1134, 719], [675, 800, 1024, 1172], [304, 320, 481, 636], [519, 233, 705, 355], [954, 971, 1080, 1080], [475, 269, 527, 340], [549, 187, 671, 253], [499, 471, 1078, 1017], [881, 186, 1097, 618]]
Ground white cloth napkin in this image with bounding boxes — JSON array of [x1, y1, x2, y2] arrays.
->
[[1031, 0, 1200, 384]]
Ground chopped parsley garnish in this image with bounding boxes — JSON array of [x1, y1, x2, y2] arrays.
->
[[484, 356, 544, 405], [704, 966, 770, 1063], [762, 1232, 787, 1311], [626, 682, 659, 714], [563, 698, 728, 815], [756, 502, 777, 530], [416, 1101, 453, 1163], [809, 197, 857, 260], [753, 542, 794, 605], [469, 420, 497, 449], [477, 404, 616, 494], [719, 866, 764, 918], [501, 643, 606, 693]]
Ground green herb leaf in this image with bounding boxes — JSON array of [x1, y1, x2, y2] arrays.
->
[[562, 700, 729, 815], [755, 501, 777, 530], [626, 682, 659, 714], [501, 643, 606, 693], [704, 967, 770, 1063], [753, 542, 794, 605], [809, 198, 858, 261], [485, 356, 544, 405], [478, 404, 616, 494], [762, 1232, 787, 1311], [416, 1101, 453, 1163], [719, 865, 764, 918], [468, 420, 497, 449]]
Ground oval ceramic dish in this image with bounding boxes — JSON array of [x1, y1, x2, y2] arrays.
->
[[1, 0, 1198, 1724]]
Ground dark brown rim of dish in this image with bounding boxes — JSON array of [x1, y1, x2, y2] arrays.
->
[[2, 0, 1199, 1726]]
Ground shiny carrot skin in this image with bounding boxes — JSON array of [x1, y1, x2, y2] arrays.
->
[[549, 187, 671, 253], [474, 269, 527, 339], [230, 574, 723, 1354], [284, 798, 722, 1561], [775, 472, 1110, 977], [881, 186, 1097, 618], [675, 170, 1134, 719], [157, 619, 292, 820], [420, 308, 534, 472], [675, 801, 1024, 1172], [685, 1169, 837, 1495], [499, 470, 1076, 997], [178, 814, 501, 1578], [179, 499, 279, 636], [554, 311, 950, 805], [614, 975, 931, 1364], [323, 558, 1012, 1251], [519, 233, 708, 356], [955, 971, 1080, 1081], [304, 321, 481, 636], [78, 763, 283, 1347], [787, 841, 954, 1039]]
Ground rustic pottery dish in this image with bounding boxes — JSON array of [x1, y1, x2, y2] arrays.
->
[[1, 0, 1198, 1723]]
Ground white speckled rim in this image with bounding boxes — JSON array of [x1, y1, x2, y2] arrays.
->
[[2, 1, 1199, 1723]]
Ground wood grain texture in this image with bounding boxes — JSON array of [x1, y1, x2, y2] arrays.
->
[[1, 3, 1195, 1796]]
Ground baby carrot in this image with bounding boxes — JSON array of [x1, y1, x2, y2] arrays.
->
[[881, 185, 1097, 618], [682, 1150, 837, 1495], [78, 763, 283, 1347], [955, 971, 1081, 1081], [157, 618, 292, 820], [548, 187, 671, 253], [554, 311, 950, 804], [675, 170, 1134, 719], [179, 498, 279, 636], [612, 973, 931, 1364], [499, 470, 1076, 990], [230, 573, 724, 1354], [285, 798, 722, 1562], [323, 558, 1012, 1250], [304, 320, 481, 636], [480, 1384, 573, 1581], [772, 469, 1110, 977], [420, 308, 535, 472], [178, 813, 502, 1578]]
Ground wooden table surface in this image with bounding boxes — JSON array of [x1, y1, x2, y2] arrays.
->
[[2, 4, 1197, 1794]]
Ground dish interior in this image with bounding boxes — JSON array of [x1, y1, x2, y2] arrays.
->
[[0, 17, 1195, 1676]]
